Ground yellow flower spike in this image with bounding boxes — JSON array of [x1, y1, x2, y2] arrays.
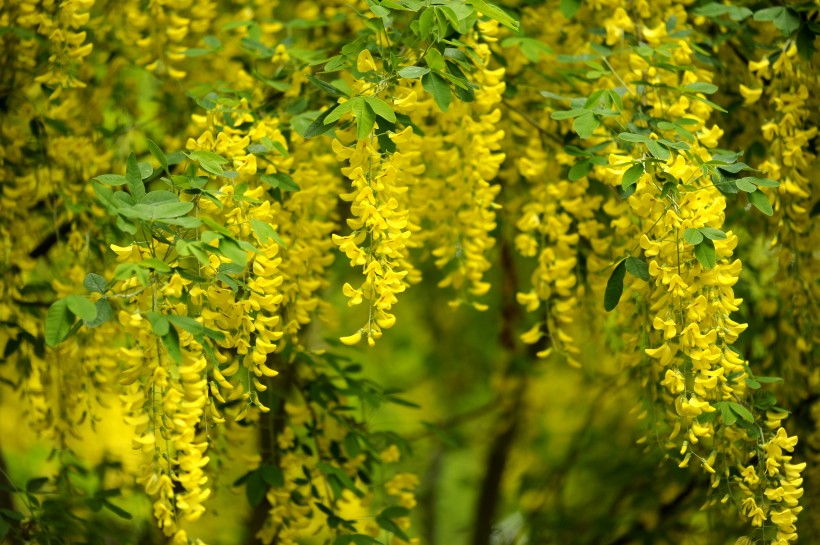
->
[[356, 49, 377, 73], [340, 330, 363, 346], [739, 84, 763, 105]]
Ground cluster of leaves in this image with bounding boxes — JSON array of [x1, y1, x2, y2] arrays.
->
[[1, 459, 137, 544], [696, 1, 820, 60]]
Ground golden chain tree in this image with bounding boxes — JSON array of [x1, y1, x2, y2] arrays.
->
[[0, 1, 817, 544]]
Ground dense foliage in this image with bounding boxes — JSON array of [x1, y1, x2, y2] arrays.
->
[[0, 1, 817, 544]]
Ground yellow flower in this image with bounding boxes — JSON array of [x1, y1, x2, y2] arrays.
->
[[520, 323, 543, 344], [380, 444, 400, 463], [739, 84, 763, 105], [340, 330, 363, 346], [356, 49, 377, 73]]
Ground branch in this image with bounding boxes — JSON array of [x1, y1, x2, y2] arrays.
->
[[405, 399, 498, 441], [0, 444, 23, 545], [501, 100, 563, 145], [604, 478, 697, 545], [471, 238, 526, 545]]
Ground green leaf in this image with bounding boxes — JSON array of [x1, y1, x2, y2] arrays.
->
[[146, 311, 170, 337], [26, 477, 48, 492], [699, 227, 727, 240], [748, 190, 773, 216], [245, 470, 266, 507], [754, 7, 800, 36], [500, 37, 553, 62], [560, 0, 581, 19], [259, 465, 285, 488], [608, 89, 623, 112], [302, 108, 339, 138], [746, 177, 779, 188], [166, 315, 225, 341], [307, 75, 348, 97], [368, 1, 390, 17], [422, 72, 451, 112], [162, 326, 182, 364], [325, 97, 361, 125], [682, 82, 718, 94], [424, 48, 446, 70], [471, 0, 519, 31], [621, 163, 644, 190], [573, 111, 599, 139], [376, 514, 411, 541], [351, 99, 377, 140], [728, 402, 754, 423], [683, 228, 704, 245], [568, 160, 591, 181], [0, 508, 24, 521], [153, 201, 194, 218], [120, 202, 194, 223], [618, 132, 650, 143], [418, 7, 435, 38], [745, 378, 761, 390], [604, 260, 626, 312], [139, 190, 178, 205], [717, 162, 754, 173], [138, 258, 172, 273], [318, 462, 363, 497], [260, 173, 300, 192], [138, 161, 153, 180], [398, 66, 430, 78], [250, 218, 287, 247], [717, 402, 737, 425], [93, 174, 127, 186], [735, 178, 757, 192], [101, 500, 132, 520], [85, 299, 113, 328], [65, 295, 97, 323], [162, 216, 201, 228], [45, 300, 74, 346], [146, 139, 170, 175], [625, 257, 649, 281], [186, 150, 229, 176], [83, 273, 107, 294], [550, 108, 586, 120], [797, 24, 815, 60], [334, 536, 384, 545], [694, 239, 716, 269], [218, 238, 248, 267], [365, 96, 396, 122], [645, 140, 671, 161], [125, 153, 145, 200], [381, 506, 412, 519], [583, 89, 605, 109]]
